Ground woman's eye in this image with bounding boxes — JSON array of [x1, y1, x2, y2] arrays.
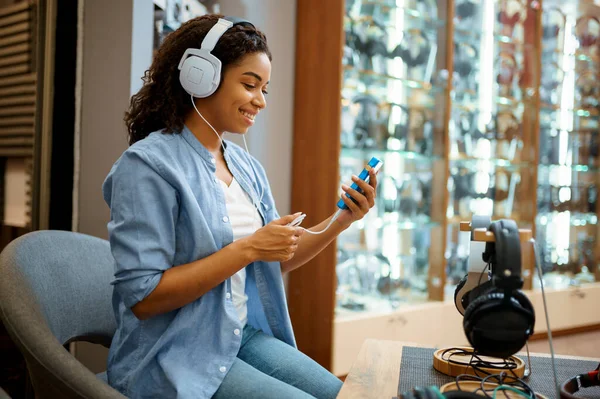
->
[[243, 83, 255, 89], [262, 90, 269, 95]]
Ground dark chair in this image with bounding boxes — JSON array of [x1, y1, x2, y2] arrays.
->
[[0, 230, 126, 398]]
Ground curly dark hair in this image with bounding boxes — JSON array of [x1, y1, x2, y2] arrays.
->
[[125, 14, 271, 145]]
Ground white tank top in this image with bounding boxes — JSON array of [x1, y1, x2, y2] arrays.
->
[[219, 177, 262, 325]]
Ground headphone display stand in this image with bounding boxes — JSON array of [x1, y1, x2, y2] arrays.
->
[[432, 347, 526, 378], [437, 219, 535, 380]]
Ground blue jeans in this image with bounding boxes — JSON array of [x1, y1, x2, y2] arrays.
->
[[212, 324, 343, 399]]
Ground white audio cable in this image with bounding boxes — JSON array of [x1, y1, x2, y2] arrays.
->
[[191, 95, 264, 221]]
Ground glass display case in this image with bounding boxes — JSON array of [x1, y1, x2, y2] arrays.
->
[[288, 0, 600, 374], [336, 0, 449, 317], [536, 0, 600, 289], [445, 0, 539, 293], [334, 0, 599, 312]]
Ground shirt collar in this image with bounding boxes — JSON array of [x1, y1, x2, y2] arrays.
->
[[181, 124, 228, 168]]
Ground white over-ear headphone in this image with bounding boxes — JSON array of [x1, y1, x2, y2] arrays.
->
[[178, 16, 255, 98]]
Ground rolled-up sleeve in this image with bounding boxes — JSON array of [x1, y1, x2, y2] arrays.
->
[[103, 150, 178, 308]]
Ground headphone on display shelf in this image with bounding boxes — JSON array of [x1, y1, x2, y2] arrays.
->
[[494, 110, 521, 141], [351, 93, 387, 149], [343, 14, 389, 74], [456, 0, 478, 22], [388, 102, 411, 141], [575, 69, 600, 108], [539, 127, 560, 164], [343, 14, 362, 67], [390, 29, 432, 68], [540, 61, 564, 106], [377, 174, 423, 217], [542, 7, 566, 42], [454, 42, 478, 79], [495, 51, 519, 89], [178, 16, 255, 98], [575, 15, 600, 49], [462, 219, 535, 359], [457, 110, 495, 142], [496, 0, 526, 38]]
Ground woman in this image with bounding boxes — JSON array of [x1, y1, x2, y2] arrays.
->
[[103, 14, 378, 399]]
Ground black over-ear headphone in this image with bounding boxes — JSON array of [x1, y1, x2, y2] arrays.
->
[[462, 219, 535, 359], [560, 364, 600, 398], [399, 386, 482, 398], [390, 29, 431, 68]]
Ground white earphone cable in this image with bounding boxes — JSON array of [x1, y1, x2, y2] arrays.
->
[[300, 209, 342, 235], [190, 94, 264, 223], [241, 133, 265, 206], [191, 94, 226, 154], [191, 94, 342, 235]]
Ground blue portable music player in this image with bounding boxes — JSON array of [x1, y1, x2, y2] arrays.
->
[[336, 157, 383, 210]]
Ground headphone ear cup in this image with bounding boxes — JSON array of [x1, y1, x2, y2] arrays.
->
[[463, 290, 534, 358], [413, 387, 427, 399], [443, 390, 485, 399], [463, 292, 501, 355], [399, 390, 415, 399], [511, 289, 535, 332], [453, 274, 468, 313], [179, 55, 219, 98]]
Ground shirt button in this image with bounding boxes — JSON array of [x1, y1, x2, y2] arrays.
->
[[219, 366, 226, 373], [225, 292, 231, 299], [222, 216, 229, 223], [210, 158, 216, 164], [234, 329, 241, 336], [214, 177, 218, 183]]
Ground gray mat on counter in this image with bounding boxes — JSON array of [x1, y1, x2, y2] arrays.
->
[[398, 346, 600, 398]]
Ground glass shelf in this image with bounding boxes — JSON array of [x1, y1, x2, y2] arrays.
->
[[540, 105, 600, 120], [349, 0, 445, 25], [542, 48, 600, 64], [341, 147, 440, 164], [453, 92, 525, 110], [538, 163, 600, 173], [343, 66, 444, 93], [574, 51, 600, 64], [343, 215, 440, 233], [446, 216, 530, 226], [450, 157, 531, 171], [454, 28, 533, 49], [537, 212, 598, 227], [344, 10, 445, 32]]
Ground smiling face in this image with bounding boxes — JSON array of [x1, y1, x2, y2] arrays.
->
[[196, 52, 271, 134]]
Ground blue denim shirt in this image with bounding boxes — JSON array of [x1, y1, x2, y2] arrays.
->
[[102, 125, 296, 398]]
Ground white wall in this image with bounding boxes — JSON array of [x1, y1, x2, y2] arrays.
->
[[76, 0, 136, 239], [130, 0, 155, 96], [74, 0, 153, 373]]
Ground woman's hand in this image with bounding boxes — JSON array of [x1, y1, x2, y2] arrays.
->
[[243, 213, 305, 262], [336, 168, 378, 228]]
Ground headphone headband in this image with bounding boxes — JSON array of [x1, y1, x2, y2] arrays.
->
[[486, 219, 522, 281], [178, 16, 255, 98], [200, 16, 255, 52]]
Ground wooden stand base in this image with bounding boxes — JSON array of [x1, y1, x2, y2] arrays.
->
[[433, 346, 526, 378], [440, 381, 548, 398]]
